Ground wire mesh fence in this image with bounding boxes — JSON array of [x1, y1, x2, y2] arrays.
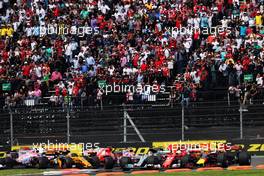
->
[[0, 100, 264, 148]]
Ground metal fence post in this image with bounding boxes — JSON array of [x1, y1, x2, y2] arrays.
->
[[100, 98, 103, 110], [227, 92, 230, 106], [181, 105, 184, 141], [170, 95, 173, 108], [8, 105, 14, 148], [239, 104, 243, 139], [66, 96, 70, 144], [123, 110, 127, 143]]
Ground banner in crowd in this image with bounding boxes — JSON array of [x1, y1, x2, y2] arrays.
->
[[4, 139, 264, 155], [2, 83, 11, 91], [244, 74, 253, 82], [152, 140, 264, 155], [11, 144, 83, 156]]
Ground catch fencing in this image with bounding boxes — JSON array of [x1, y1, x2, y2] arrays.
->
[[1, 99, 264, 149]]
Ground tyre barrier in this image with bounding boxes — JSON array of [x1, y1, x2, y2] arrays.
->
[[196, 167, 224, 171], [227, 166, 253, 170]]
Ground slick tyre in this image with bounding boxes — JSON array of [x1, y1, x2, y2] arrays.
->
[[104, 156, 114, 169], [238, 152, 251, 166], [38, 156, 49, 169], [119, 157, 133, 171]]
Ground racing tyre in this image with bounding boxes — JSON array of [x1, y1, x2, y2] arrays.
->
[[104, 156, 114, 169], [38, 156, 49, 169], [5, 157, 16, 169], [238, 152, 251, 166], [146, 156, 160, 165], [64, 157, 73, 168], [217, 153, 228, 168], [86, 156, 100, 169], [0, 158, 5, 165], [119, 157, 133, 171], [180, 155, 190, 168], [157, 155, 163, 164], [10, 152, 18, 159], [145, 155, 160, 168]]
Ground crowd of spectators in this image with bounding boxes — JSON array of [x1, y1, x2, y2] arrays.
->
[[0, 0, 263, 108]]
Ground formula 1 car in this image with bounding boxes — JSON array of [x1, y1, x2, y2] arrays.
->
[[84, 147, 115, 169], [43, 149, 95, 169], [163, 145, 251, 169], [172, 146, 251, 168], [118, 148, 163, 171], [0, 148, 49, 169], [162, 150, 188, 168], [194, 145, 251, 168], [184, 150, 251, 168]]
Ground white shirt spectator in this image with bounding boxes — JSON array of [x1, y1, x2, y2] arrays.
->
[[26, 27, 33, 37], [168, 60, 174, 69], [249, 18, 255, 27], [108, 66, 115, 76], [32, 54, 41, 62], [70, 41, 78, 51], [234, 63, 243, 75], [221, 18, 229, 28], [72, 57, 79, 69], [57, 81, 65, 89], [123, 67, 132, 75], [65, 43, 73, 57], [68, 86, 73, 95], [256, 77, 263, 86], [86, 56, 95, 66], [219, 63, 228, 76], [194, 17, 200, 28], [98, 3, 110, 14], [36, 7, 46, 20], [241, 14, 249, 23], [132, 68, 138, 74], [34, 65, 42, 78], [164, 48, 170, 58], [190, 70, 197, 78], [187, 17, 194, 27], [193, 74, 200, 84]]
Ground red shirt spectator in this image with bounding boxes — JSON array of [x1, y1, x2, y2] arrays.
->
[[141, 62, 148, 72], [22, 63, 31, 77], [162, 67, 169, 77]]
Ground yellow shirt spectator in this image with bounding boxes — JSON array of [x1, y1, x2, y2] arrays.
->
[[7, 27, 14, 37], [256, 15, 262, 26], [1, 27, 8, 36], [145, 3, 153, 10]]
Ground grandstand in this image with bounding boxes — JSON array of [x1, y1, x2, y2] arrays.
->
[[0, 0, 263, 149]]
